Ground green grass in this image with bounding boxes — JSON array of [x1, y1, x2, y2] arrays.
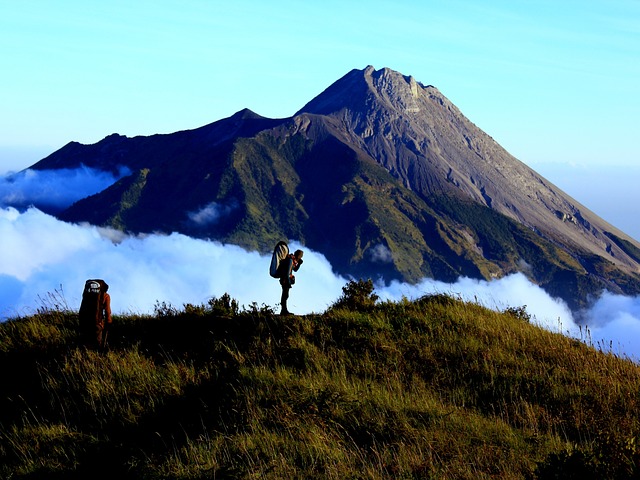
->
[[1, 282, 639, 479]]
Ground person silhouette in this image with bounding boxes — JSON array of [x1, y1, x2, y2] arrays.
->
[[79, 279, 112, 350], [277, 249, 303, 315]]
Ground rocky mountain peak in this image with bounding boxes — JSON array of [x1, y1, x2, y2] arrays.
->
[[364, 65, 425, 113], [298, 66, 433, 118]]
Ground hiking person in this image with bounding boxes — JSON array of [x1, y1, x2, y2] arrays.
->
[[79, 279, 112, 350], [269, 242, 304, 315], [278, 249, 304, 315]]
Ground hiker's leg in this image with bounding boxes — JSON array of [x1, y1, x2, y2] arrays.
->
[[95, 320, 104, 350], [80, 319, 94, 347], [280, 285, 290, 314]]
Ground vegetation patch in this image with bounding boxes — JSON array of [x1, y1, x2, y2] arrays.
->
[[1, 283, 639, 479]]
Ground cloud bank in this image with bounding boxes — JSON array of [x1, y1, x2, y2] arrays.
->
[[0, 207, 346, 318], [2, 205, 640, 362], [0, 166, 130, 213]]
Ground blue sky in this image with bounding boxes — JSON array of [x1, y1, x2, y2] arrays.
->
[[1, 0, 639, 237]]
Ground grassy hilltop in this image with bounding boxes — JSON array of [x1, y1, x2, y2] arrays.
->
[[1, 280, 639, 479]]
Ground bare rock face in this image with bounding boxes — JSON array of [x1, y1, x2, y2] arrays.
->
[[298, 66, 640, 275]]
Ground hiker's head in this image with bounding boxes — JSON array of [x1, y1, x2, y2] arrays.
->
[[294, 250, 304, 261]]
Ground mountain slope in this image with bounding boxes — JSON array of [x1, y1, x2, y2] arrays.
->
[[297, 66, 639, 273], [28, 66, 640, 310]]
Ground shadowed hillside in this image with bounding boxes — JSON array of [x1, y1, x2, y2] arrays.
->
[[1, 281, 639, 479]]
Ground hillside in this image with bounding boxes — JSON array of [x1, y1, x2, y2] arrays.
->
[[25, 66, 640, 312], [1, 282, 639, 479]]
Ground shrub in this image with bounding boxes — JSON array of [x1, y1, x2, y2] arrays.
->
[[208, 293, 240, 316], [153, 301, 179, 317], [329, 279, 379, 312], [504, 305, 531, 322]]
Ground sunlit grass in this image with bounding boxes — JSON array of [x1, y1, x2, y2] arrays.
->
[[41, 346, 212, 427], [1, 283, 639, 478], [0, 419, 96, 476]]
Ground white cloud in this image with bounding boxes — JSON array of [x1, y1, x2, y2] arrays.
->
[[1, 207, 640, 362], [576, 292, 640, 361], [0, 166, 130, 212], [378, 272, 577, 334], [369, 243, 394, 263], [187, 199, 238, 227], [0, 207, 344, 317]]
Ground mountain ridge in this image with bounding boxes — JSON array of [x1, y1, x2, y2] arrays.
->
[[25, 66, 640, 311]]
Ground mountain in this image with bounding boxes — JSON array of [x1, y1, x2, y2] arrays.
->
[[28, 66, 640, 311]]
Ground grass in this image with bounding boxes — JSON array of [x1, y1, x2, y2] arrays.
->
[[1, 281, 639, 479]]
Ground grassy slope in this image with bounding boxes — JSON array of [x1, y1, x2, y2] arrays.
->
[[1, 287, 639, 479]]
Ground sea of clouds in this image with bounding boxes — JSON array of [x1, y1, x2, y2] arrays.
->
[[2, 168, 640, 362]]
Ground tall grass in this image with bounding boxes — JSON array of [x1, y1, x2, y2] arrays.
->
[[1, 283, 639, 478], [41, 346, 211, 427]]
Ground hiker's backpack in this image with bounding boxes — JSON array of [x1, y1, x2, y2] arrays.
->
[[79, 279, 107, 329], [269, 241, 289, 278]]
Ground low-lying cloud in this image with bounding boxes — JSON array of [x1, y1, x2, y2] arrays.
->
[[1, 206, 640, 362], [0, 166, 130, 213], [187, 199, 239, 227], [369, 243, 394, 263], [0, 207, 345, 318]]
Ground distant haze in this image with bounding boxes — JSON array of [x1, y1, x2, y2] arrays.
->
[[532, 162, 640, 242]]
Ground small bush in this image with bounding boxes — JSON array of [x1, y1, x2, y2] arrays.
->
[[153, 301, 179, 317], [504, 305, 531, 322], [330, 279, 379, 312], [241, 301, 276, 317], [208, 293, 240, 316]]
